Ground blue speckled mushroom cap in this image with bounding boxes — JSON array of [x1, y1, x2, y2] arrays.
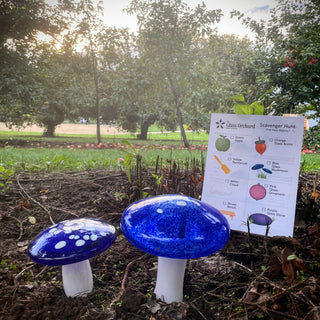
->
[[28, 218, 116, 266], [121, 194, 230, 259]]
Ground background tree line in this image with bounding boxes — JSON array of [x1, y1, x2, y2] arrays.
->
[[0, 0, 319, 146]]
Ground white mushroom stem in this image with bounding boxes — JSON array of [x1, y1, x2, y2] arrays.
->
[[154, 257, 187, 303], [62, 259, 93, 297]]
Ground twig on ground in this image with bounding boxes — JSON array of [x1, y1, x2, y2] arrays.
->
[[190, 302, 208, 320], [111, 253, 148, 306], [34, 265, 48, 279], [10, 216, 25, 241], [50, 206, 79, 217], [16, 174, 55, 225], [15, 264, 35, 279]]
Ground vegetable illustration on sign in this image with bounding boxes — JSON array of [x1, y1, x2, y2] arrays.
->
[[248, 213, 273, 226], [215, 135, 230, 152], [249, 183, 267, 200], [255, 137, 267, 155]]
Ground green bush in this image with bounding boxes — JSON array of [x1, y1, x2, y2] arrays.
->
[[303, 125, 320, 152]]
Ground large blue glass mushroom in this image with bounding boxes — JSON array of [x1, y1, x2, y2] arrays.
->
[[28, 218, 116, 297], [121, 194, 230, 303]]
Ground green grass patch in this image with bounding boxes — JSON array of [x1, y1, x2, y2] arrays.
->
[[301, 154, 320, 173], [0, 130, 209, 144], [1, 146, 319, 173], [0, 146, 205, 173]]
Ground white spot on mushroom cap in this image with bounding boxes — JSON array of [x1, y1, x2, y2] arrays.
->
[[55, 241, 66, 249], [83, 235, 90, 240], [100, 232, 107, 236], [63, 227, 72, 234], [91, 234, 98, 241], [157, 209, 163, 213], [177, 201, 187, 206], [76, 239, 85, 247]]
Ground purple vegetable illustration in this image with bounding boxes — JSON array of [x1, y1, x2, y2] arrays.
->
[[248, 213, 273, 226]]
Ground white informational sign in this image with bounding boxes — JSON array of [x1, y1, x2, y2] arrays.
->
[[202, 114, 305, 237]]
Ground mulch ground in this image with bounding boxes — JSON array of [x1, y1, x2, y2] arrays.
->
[[0, 166, 319, 320]]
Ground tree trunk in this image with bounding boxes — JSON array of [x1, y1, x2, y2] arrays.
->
[[165, 67, 190, 148], [42, 105, 64, 137], [92, 50, 101, 144], [43, 122, 56, 137], [138, 118, 156, 140], [138, 121, 150, 140], [175, 104, 189, 148]]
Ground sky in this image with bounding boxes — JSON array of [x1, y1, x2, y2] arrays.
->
[[44, 0, 278, 39], [101, 0, 278, 39]]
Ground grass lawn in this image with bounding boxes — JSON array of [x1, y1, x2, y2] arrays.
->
[[0, 129, 209, 144], [1, 130, 319, 173]]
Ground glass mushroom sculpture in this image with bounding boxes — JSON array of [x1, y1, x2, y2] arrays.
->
[[28, 218, 116, 297], [121, 194, 230, 303]]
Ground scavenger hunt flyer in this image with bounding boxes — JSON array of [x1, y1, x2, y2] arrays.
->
[[202, 114, 305, 237]]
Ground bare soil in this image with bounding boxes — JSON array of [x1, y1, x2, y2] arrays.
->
[[0, 148, 320, 319]]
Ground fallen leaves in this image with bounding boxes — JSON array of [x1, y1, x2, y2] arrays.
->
[[281, 247, 306, 284]]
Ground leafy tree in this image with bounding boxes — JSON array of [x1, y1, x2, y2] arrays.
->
[[112, 42, 179, 140], [126, 0, 222, 147], [183, 34, 271, 131], [31, 46, 91, 136], [233, 0, 320, 120], [0, 0, 80, 128]]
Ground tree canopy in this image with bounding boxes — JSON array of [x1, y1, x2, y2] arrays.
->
[[1, 0, 319, 139]]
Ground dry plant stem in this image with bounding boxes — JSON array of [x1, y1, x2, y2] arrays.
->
[[10, 216, 24, 241], [15, 264, 35, 279], [190, 302, 208, 320], [50, 206, 79, 217], [111, 253, 148, 306], [121, 254, 148, 292], [264, 223, 270, 255], [246, 219, 253, 251], [34, 265, 48, 279], [16, 174, 55, 225]]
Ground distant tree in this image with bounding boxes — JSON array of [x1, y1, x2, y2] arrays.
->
[[126, 0, 222, 147], [31, 47, 91, 136], [111, 40, 178, 140]]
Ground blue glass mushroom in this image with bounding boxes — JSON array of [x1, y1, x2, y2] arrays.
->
[[28, 218, 116, 297], [121, 194, 230, 303]]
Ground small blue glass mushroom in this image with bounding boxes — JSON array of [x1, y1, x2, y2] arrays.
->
[[262, 168, 272, 175], [121, 194, 230, 303], [28, 218, 116, 297]]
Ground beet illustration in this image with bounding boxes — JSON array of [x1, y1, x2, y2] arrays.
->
[[249, 213, 273, 226], [249, 183, 266, 200]]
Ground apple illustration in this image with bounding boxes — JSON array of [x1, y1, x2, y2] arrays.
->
[[215, 135, 230, 152]]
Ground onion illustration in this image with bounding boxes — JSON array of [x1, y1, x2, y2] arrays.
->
[[249, 183, 266, 200]]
